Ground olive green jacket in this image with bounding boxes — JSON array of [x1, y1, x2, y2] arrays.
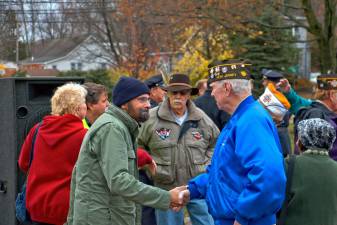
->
[[284, 152, 337, 225], [138, 99, 220, 190], [66, 104, 170, 225]]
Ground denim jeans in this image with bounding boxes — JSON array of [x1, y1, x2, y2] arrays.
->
[[155, 199, 214, 225]]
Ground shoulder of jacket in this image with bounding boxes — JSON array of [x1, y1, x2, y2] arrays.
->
[[89, 114, 128, 138], [149, 106, 159, 117], [295, 104, 323, 121], [196, 108, 216, 127]]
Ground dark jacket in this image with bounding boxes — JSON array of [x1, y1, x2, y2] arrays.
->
[[194, 89, 231, 130], [18, 114, 87, 225], [277, 112, 291, 157], [284, 152, 337, 225], [295, 101, 337, 159]]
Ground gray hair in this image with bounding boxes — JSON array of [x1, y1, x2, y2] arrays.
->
[[297, 118, 336, 151], [217, 79, 252, 95]]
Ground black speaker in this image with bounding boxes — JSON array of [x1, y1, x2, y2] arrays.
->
[[0, 77, 85, 225]]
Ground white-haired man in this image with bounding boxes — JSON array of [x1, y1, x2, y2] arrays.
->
[[185, 59, 286, 225]]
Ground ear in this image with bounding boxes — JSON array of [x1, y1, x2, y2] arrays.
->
[[224, 82, 231, 96], [87, 103, 94, 110], [121, 103, 128, 110]]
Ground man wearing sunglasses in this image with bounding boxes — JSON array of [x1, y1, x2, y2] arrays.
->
[[138, 73, 219, 225]]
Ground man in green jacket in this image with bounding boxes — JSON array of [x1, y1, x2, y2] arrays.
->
[[66, 77, 187, 225]]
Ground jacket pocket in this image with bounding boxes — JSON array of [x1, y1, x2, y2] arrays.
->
[[109, 206, 136, 225], [207, 182, 238, 218], [128, 150, 136, 175], [150, 142, 176, 185], [187, 142, 209, 178], [152, 158, 175, 184]]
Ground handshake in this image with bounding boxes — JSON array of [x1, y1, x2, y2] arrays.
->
[[169, 186, 190, 212]]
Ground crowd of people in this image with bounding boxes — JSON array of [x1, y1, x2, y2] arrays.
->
[[18, 58, 337, 225]]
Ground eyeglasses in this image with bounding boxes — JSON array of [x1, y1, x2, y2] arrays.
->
[[171, 90, 191, 95], [135, 96, 150, 103]]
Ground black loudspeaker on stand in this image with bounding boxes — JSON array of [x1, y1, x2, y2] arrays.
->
[[0, 77, 84, 225]]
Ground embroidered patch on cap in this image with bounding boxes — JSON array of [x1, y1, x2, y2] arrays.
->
[[317, 74, 337, 90], [208, 62, 252, 83], [155, 128, 171, 140]]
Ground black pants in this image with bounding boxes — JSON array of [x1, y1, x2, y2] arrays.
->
[[139, 170, 157, 225]]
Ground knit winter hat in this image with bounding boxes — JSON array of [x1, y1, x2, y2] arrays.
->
[[298, 118, 336, 151], [112, 76, 150, 107]]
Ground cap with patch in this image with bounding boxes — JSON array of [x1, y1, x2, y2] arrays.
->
[[145, 75, 164, 89], [208, 60, 252, 83], [259, 83, 291, 120], [261, 69, 284, 82], [317, 74, 337, 90]]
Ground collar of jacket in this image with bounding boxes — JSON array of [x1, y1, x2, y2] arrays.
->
[[312, 101, 337, 117], [157, 98, 202, 123], [232, 95, 255, 118], [107, 104, 140, 140]]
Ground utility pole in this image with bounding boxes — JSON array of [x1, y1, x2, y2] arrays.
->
[[15, 21, 19, 65]]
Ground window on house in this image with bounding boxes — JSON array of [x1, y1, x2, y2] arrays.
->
[[71, 63, 76, 70], [52, 65, 57, 70], [100, 63, 107, 69], [77, 63, 83, 71]]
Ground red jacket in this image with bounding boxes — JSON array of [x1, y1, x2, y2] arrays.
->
[[18, 114, 87, 225]]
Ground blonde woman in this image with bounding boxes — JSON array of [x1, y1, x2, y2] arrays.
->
[[18, 83, 87, 225]]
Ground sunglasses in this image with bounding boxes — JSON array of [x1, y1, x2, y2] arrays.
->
[[171, 90, 191, 95]]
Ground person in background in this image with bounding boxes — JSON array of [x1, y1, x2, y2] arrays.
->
[[186, 59, 286, 225], [66, 77, 187, 225], [145, 74, 167, 108], [196, 79, 208, 96], [261, 69, 292, 157], [82, 82, 109, 128], [18, 83, 88, 225], [194, 63, 232, 130], [281, 118, 337, 225], [141, 74, 168, 225], [138, 73, 219, 225], [277, 74, 337, 159]]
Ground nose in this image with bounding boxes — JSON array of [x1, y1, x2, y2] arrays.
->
[[145, 100, 151, 109]]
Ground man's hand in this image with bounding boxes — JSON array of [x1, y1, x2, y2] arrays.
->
[[276, 78, 291, 93], [169, 186, 189, 212], [146, 160, 157, 176], [234, 220, 241, 225]]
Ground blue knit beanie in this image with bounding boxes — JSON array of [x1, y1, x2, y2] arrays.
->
[[112, 76, 150, 107]]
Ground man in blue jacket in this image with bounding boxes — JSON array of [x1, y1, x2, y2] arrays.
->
[[186, 59, 286, 225]]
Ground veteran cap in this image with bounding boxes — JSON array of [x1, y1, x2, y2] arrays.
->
[[208, 59, 252, 83], [317, 74, 337, 90], [261, 69, 284, 82], [145, 74, 164, 89]]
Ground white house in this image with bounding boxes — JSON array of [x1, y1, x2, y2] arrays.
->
[[20, 35, 112, 72]]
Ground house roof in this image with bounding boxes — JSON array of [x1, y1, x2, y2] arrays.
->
[[25, 68, 59, 77], [21, 35, 90, 64]]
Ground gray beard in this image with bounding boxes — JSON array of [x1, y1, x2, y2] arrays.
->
[[137, 109, 149, 122]]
